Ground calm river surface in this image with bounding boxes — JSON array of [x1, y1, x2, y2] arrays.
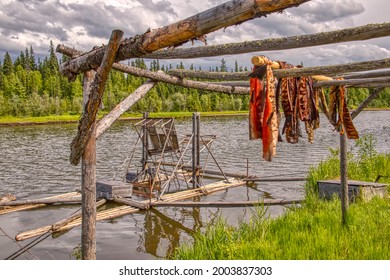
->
[[0, 111, 389, 259]]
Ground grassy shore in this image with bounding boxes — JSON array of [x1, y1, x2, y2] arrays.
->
[[173, 135, 390, 260], [0, 111, 248, 126]]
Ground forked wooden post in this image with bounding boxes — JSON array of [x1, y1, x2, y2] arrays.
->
[[79, 30, 123, 260]]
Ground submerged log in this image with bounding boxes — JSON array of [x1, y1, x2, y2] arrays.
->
[[58, 0, 309, 80], [144, 23, 390, 59]]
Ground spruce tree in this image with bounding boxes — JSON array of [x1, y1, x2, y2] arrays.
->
[[3, 52, 13, 76], [29, 45, 37, 70]]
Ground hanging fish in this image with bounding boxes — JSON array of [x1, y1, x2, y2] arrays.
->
[[328, 84, 359, 139], [262, 62, 278, 161], [248, 65, 266, 140], [276, 62, 300, 143]]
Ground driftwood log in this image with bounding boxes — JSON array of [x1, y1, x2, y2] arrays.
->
[[58, 0, 310, 81], [144, 23, 390, 59]]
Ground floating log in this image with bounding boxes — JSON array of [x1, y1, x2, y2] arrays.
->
[[0, 196, 82, 207], [58, 0, 309, 80], [0, 192, 80, 215], [143, 23, 390, 59], [51, 199, 107, 231], [16, 205, 138, 241], [150, 199, 302, 208], [0, 193, 16, 203], [16, 178, 246, 241]]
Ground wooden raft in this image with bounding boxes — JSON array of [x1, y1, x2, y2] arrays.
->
[[15, 178, 245, 241]]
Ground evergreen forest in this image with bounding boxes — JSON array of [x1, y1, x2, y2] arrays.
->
[[0, 43, 389, 117]]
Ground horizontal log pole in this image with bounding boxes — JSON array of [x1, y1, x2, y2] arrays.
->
[[57, 45, 249, 95], [144, 23, 390, 59], [314, 76, 390, 87], [168, 58, 390, 80], [58, 0, 309, 80], [342, 69, 390, 79], [150, 199, 302, 208]]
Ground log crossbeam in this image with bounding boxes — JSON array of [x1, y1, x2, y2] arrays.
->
[[58, 0, 310, 81]]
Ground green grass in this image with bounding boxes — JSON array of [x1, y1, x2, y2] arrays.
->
[[174, 197, 390, 260], [0, 111, 248, 125], [173, 134, 390, 260]]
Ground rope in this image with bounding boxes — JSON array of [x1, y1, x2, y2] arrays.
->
[[5, 230, 51, 260]]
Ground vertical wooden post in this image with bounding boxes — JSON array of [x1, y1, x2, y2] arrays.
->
[[142, 112, 149, 172], [196, 113, 201, 186], [192, 113, 197, 188], [340, 130, 349, 225], [81, 71, 97, 259]]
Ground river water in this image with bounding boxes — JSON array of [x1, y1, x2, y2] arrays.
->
[[0, 111, 389, 259]]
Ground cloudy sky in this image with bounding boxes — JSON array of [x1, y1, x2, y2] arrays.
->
[[0, 0, 389, 70]]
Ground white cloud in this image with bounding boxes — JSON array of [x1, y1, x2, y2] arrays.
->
[[0, 0, 388, 69]]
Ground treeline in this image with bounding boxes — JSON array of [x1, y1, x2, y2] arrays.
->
[[0, 43, 250, 117], [0, 43, 389, 117]]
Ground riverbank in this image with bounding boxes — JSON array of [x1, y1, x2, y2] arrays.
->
[[0, 111, 248, 127], [1, 108, 389, 127]]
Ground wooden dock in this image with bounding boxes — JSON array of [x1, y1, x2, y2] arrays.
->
[[15, 178, 246, 241]]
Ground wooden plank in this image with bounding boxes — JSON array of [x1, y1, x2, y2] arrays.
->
[[143, 23, 390, 59], [58, 0, 309, 80]]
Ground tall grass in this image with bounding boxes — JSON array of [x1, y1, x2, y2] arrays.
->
[[174, 197, 390, 260], [174, 134, 390, 260]]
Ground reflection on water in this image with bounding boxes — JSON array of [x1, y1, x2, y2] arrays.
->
[[0, 111, 389, 259]]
